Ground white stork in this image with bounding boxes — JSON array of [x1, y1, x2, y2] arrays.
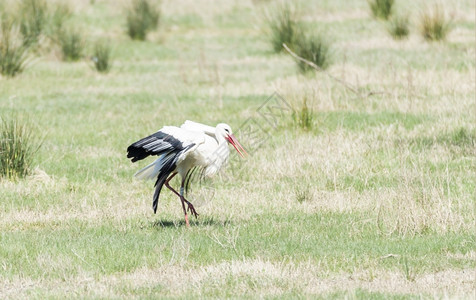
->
[[127, 121, 247, 227]]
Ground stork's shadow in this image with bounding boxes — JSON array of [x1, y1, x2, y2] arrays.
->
[[150, 217, 233, 228]]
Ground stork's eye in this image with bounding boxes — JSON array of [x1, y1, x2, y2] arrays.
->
[[225, 129, 229, 133]]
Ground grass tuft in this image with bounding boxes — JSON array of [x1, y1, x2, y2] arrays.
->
[[0, 116, 41, 180], [368, 0, 394, 20], [400, 257, 416, 282], [387, 14, 410, 40], [92, 40, 112, 73], [48, 2, 72, 38], [294, 183, 313, 203], [419, 4, 452, 41], [0, 19, 31, 77], [266, 1, 300, 53], [18, 0, 48, 46], [292, 96, 314, 130], [126, 0, 160, 41], [293, 31, 331, 72], [58, 27, 85, 61], [450, 127, 475, 148]]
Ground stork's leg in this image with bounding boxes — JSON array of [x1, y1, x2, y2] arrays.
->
[[179, 191, 190, 227], [163, 172, 189, 226], [164, 173, 199, 218], [178, 182, 190, 227], [164, 172, 178, 194]]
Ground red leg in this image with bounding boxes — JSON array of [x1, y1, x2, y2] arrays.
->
[[164, 173, 199, 226], [165, 174, 199, 218], [165, 172, 180, 197], [179, 195, 190, 227]]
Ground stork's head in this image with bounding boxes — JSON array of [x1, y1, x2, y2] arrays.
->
[[216, 123, 247, 158]]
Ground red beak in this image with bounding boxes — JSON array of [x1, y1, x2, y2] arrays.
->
[[227, 134, 248, 158]]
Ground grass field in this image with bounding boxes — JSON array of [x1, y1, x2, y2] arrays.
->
[[0, 0, 475, 298]]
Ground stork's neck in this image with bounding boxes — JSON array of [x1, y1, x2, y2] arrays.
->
[[216, 134, 227, 145], [204, 133, 230, 177]]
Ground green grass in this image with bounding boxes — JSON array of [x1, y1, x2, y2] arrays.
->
[[314, 111, 429, 132], [0, 213, 473, 297], [18, 0, 48, 46], [125, 0, 160, 41], [58, 27, 85, 61], [368, 0, 394, 20], [292, 30, 331, 72], [292, 95, 314, 130], [387, 14, 410, 40], [0, 117, 41, 179], [0, 20, 31, 77], [265, 1, 301, 53], [92, 39, 112, 73], [1, 213, 473, 277], [419, 4, 452, 41], [0, 0, 474, 298], [48, 2, 72, 37]]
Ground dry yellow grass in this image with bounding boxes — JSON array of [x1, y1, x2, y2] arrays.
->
[[1, 259, 474, 298]]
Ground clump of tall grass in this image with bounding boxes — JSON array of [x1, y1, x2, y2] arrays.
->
[[92, 40, 112, 73], [266, 1, 300, 53], [292, 96, 314, 130], [387, 14, 410, 40], [368, 0, 394, 20], [449, 127, 475, 148], [400, 257, 416, 282], [18, 0, 48, 46], [293, 31, 331, 72], [419, 4, 452, 41], [0, 19, 31, 77], [48, 2, 72, 37], [294, 183, 313, 203], [58, 27, 85, 61], [126, 0, 160, 40], [0, 117, 42, 180]]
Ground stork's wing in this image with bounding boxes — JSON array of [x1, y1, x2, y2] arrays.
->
[[127, 126, 201, 162], [180, 120, 216, 138]]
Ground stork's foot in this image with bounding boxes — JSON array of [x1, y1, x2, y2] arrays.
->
[[184, 199, 199, 218]]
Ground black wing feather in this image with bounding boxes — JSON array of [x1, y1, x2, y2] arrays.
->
[[151, 144, 195, 213], [127, 131, 183, 162]]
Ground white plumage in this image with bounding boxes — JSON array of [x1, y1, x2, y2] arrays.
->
[[127, 120, 246, 227], [180, 120, 216, 136]]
